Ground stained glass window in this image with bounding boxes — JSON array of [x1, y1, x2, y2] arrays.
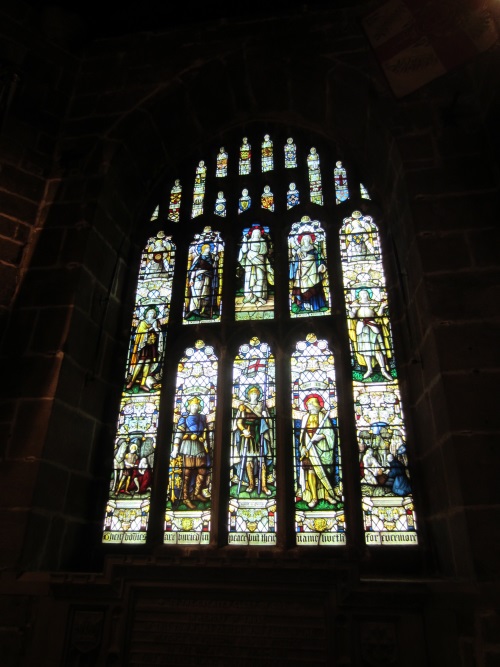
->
[[106, 135, 419, 554], [165, 340, 217, 544], [261, 185, 274, 211], [284, 137, 297, 168], [287, 182, 300, 210], [334, 161, 349, 204], [229, 338, 276, 545], [215, 191, 226, 217], [307, 147, 323, 205], [168, 180, 182, 222], [340, 211, 417, 545], [288, 217, 330, 317], [192, 160, 207, 219], [238, 188, 251, 214], [103, 231, 176, 544], [183, 226, 224, 324], [261, 134, 273, 172], [292, 334, 345, 545], [235, 224, 274, 321], [239, 137, 251, 175], [216, 147, 228, 177]]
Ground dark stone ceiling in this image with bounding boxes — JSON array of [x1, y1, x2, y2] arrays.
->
[[25, 1, 371, 40]]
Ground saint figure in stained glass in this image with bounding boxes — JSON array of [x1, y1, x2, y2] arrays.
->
[[192, 160, 207, 218], [261, 185, 274, 211], [307, 147, 323, 205], [287, 182, 300, 209], [165, 340, 217, 544], [288, 218, 330, 316], [298, 395, 339, 508], [168, 180, 182, 222], [261, 134, 273, 172], [340, 211, 417, 545], [232, 386, 273, 495], [103, 231, 175, 543], [347, 289, 393, 381], [334, 161, 349, 204], [171, 396, 210, 510], [126, 306, 163, 392], [238, 188, 251, 214], [184, 227, 223, 323], [235, 224, 274, 320], [292, 334, 345, 545], [239, 137, 251, 175], [215, 191, 226, 217], [216, 147, 228, 177], [284, 137, 297, 168], [229, 338, 276, 545]]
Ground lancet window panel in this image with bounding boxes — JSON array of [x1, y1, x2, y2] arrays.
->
[[103, 231, 176, 544], [229, 338, 277, 546], [261, 134, 274, 172], [235, 224, 275, 321], [168, 180, 182, 222], [288, 217, 331, 318], [183, 227, 224, 324], [340, 210, 418, 546], [292, 334, 345, 546], [165, 340, 218, 545]]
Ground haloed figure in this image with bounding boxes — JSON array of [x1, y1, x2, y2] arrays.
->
[[290, 234, 327, 312], [299, 395, 338, 508]]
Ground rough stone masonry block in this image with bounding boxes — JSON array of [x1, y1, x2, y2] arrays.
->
[[417, 232, 471, 274], [481, 610, 500, 644], [28, 228, 64, 268], [8, 399, 54, 459], [465, 507, 500, 580], [467, 227, 500, 269], [396, 132, 435, 165], [434, 321, 500, 373], [16, 265, 80, 309], [425, 271, 500, 321], [442, 370, 499, 432], [0, 236, 24, 265], [0, 191, 38, 224], [443, 433, 499, 507], [12, 352, 63, 399], [44, 401, 96, 472], [0, 163, 46, 202], [411, 192, 499, 234]]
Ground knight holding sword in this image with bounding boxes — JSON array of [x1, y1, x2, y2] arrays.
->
[[233, 385, 273, 496], [299, 394, 339, 508]]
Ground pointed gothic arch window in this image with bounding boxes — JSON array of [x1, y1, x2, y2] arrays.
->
[[103, 133, 418, 551]]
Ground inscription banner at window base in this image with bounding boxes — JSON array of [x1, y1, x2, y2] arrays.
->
[[365, 531, 417, 546], [103, 531, 147, 544], [228, 533, 277, 545], [297, 533, 346, 545], [164, 531, 211, 545]]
